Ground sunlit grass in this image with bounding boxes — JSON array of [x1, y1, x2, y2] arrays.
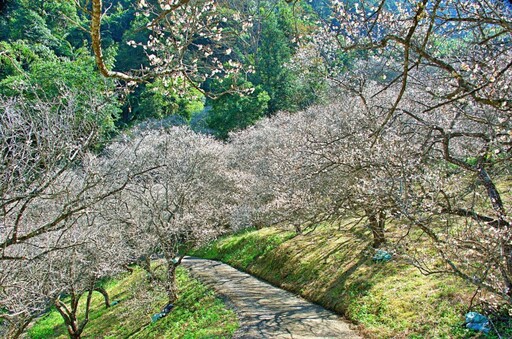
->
[[193, 223, 511, 338], [193, 227, 296, 269], [28, 266, 238, 338]]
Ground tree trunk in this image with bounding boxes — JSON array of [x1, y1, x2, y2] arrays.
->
[[94, 286, 110, 308], [123, 264, 134, 274], [367, 210, 386, 248], [477, 166, 506, 219], [503, 242, 512, 298], [441, 138, 512, 298], [477, 166, 512, 297], [91, 0, 133, 81], [166, 262, 179, 304], [54, 287, 94, 339], [54, 294, 80, 339], [293, 223, 302, 234], [139, 255, 157, 282], [55, 305, 81, 339]]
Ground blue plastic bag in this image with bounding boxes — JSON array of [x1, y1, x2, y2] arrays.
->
[[465, 312, 490, 334], [151, 312, 165, 322], [372, 250, 392, 262]]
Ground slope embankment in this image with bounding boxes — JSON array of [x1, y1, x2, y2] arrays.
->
[[191, 226, 492, 338]]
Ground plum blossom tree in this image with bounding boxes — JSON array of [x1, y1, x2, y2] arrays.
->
[[390, 85, 512, 304], [106, 125, 238, 303], [227, 111, 312, 231], [0, 161, 131, 339], [293, 92, 424, 248], [0, 92, 139, 336], [310, 0, 511, 114], [1, 210, 129, 339], [291, 0, 512, 303], [229, 88, 424, 248], [48, 217, 129, 339], [0, 256, 55, 338], [0, 92, 104, 261], [87, 0, 254, 96]]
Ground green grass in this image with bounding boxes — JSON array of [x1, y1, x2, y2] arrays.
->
[[194, 227, 296, 269], [28, 266, 238, 338], [193, 224, 511, 338]]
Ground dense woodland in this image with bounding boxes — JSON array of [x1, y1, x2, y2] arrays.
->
[[1, 0, 511, 337]]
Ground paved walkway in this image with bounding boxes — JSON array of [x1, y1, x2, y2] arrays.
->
[[182, 257, 360, 338]]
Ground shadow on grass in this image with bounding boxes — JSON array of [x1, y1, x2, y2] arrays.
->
[[323, 247, 373, 311]]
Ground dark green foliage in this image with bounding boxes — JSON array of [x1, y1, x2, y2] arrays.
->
[[101, 3, 135, 44], [131, 79, 204, 122], [0, 48, 121, 141], [5, 7, 60, 48], [252, 6, 295, 114], [0, 0, 83, 57], [111, 11, 147, 72], [0, 0, 326, 138], [0, 40, 54, 79], [207, 78, 270, 139], [0, 0, 329, 137], [242, 1, 326, 117]]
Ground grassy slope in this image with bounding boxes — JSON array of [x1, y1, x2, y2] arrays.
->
[[28, 266, 238, 338], [192, 225, 509, 338]]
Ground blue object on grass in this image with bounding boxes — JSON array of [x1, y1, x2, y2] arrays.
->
[[372, 250, 392, 262], [151, 303, 175, 323], [151, 312, 166, 322], [465, 312, 490, 334], [162, 303, 174, 314]]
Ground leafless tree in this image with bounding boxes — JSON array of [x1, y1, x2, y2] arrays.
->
[[106, 126, 238, 303], [289, 0, 512, 303], [0, 93, 136, 337]]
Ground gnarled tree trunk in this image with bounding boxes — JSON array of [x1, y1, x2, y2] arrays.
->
[[54, 285, 94, 339], [366, 209, 386, 248], [94, 287, 110, 308]]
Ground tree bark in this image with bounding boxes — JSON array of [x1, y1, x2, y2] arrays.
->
[[91, 0, 134, 81], [476, 166, 512, 297], [94, 286, 110, 308], [54, 286, 94, 339], [367, 209, 386, 248], [123, 264, 134, 274], [54, 293, 80, 339], [166, 262, 179, 304], [139, 255, 157, 282], [441, 135, 512, 296]]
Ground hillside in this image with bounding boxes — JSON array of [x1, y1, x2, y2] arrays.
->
[[27, 266, 238, 338], [1, 1, 511, 337], [193, 225, 512, 338]]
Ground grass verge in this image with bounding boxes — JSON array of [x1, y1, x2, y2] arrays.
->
[[192, 225, 511, 338], [28, 266, 238, 338]]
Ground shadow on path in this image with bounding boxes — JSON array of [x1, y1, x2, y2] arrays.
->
[[182, 257, 361, 338]]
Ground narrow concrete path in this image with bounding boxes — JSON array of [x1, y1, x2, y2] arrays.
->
[[182, 257, 360, 338]]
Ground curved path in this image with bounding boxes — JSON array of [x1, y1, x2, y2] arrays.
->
[[182, 257, 360, 338]]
